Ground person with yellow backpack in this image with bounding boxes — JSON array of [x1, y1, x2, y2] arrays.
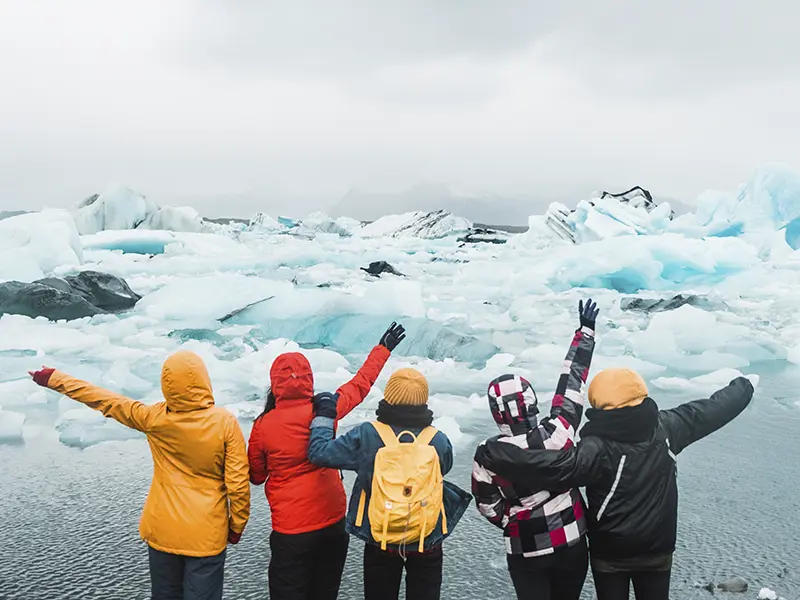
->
[[307, 367, 471, 600]]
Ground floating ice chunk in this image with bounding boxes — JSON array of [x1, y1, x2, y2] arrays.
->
[[570, 197, 672, 243], [137, 275, 291, 322], [652, 368, 747, 395], [55, 406, 142, 448], [432, 415, 464, 445], [358, 210, 471, 239], [631, 306, 781, 372], [249, 213, 284, 231], [0, 210, 84, 282], [0, 409, 25, 443], [72, 184, 160, 235], [0, 315, 108, 353], [547, 234, 759, 293], [671, 165, 800, 237], [82, 230, 179, 255], [299, 212, 361, 237], [72, 184, 205, 234], [139, 206, 205, 233], [758, 588, 778, 600]]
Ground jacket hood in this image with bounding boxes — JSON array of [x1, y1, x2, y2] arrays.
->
[[160, 350, 214, 412], [270, 352, 314, 402], [588, 368, 648, 410]]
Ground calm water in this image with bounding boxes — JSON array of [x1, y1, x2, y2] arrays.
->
[[1, 375, 799, 600]]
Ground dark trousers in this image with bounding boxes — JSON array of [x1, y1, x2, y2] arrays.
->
[[268, 518, 349, 600], [148, 546, 226, 600], [506, 538, 589, 600], [592, 569, 671, 600], [363, 543, 443, 600]]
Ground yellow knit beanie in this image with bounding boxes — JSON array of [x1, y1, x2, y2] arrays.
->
[[588, 368, 648, 410], [383, 368, 429, 406]]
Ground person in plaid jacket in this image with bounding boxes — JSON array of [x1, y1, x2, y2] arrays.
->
[[472, 298, 598, 600]]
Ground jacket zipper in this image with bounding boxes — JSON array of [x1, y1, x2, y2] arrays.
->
[[596, 455, 626, 521]]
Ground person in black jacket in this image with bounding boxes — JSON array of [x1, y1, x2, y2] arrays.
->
[[474, 367, 756, 600]]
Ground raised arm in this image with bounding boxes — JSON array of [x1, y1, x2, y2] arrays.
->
[[548, 298, 598, 431], [334, 322, 405, 419], [660, 376, 755, 454], [32, 367, 157, 433], [474, 436, 607, 491], [224, 414, 251, 539], [307, 393, 364, 470]]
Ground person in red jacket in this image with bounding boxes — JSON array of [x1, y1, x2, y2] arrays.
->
[[247, 322, 406, 600]]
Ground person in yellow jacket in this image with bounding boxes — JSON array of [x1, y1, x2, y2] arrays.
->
[[30, 350, 250, 600]]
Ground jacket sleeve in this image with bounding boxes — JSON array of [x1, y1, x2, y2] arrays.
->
[[47, 370, 157, 433], [471, 460, 508, 529], [224, 415, 251, 534], [473, 436, 607, 490], [335, 345, 391, 419], [548, 326, 595, 432], [660, 376, 754, 455], [433, 431, 454, 476], [307, 417, 364, 471], [247, 418, 269, 486]]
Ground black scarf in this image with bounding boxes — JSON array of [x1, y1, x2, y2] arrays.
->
[[581, 397, 659, 444], [376, 400, 434, 428]]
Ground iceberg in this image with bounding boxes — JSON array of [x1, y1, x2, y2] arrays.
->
[[298, 212, 362, 237], [358, 210, 472, 239], [0, 408, 25, 443], [82, 230, 179, 255], [72, 184, 206, 235], [670, 165, 800, 238], [0, 210, 84, 282]]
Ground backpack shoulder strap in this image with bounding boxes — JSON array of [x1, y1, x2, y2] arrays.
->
[[414, 426, 438, 447], [370, 421, 400, 447]]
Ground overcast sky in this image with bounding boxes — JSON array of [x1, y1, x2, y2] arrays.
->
[[2, 0, 799, 218]]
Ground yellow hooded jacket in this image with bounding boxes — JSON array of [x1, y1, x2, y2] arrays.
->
[[47, 350, 250, 557]]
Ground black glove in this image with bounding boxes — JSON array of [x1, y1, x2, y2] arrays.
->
[[312, 392, 338, 420], [578, 298, 599, 330], [379, 322, 406, 352]]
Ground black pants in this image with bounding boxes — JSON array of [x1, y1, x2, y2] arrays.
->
[[148, 546, 226, 600], [592, 569, 671, 600], [268, 518, 350, 600], [363, 543, 443, 600], [506, 538, 589, 600]]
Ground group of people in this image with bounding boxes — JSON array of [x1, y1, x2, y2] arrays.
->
[[29, 299, 756, 600]]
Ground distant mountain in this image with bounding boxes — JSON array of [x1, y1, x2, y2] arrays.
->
[[330, 184, 553, 226]]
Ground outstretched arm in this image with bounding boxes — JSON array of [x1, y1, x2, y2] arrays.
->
[[224, 416, 251, 536], [33, 368, 157, 433], [334, 322, 405, 419], [660, 376, 755, 454], [474, 436, 607, 490]]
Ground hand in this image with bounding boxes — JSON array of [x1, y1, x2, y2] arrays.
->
[[379, 322, 406, 352], [312, 392, 338, 420], [228, 529, 242, 545], [29, 366, 55, 387], [578, 299, 599, 330]]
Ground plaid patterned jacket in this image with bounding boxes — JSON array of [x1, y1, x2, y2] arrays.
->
[[472, 326, 596, 557]]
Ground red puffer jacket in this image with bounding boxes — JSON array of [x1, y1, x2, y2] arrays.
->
[[247, 345, 390, 534]]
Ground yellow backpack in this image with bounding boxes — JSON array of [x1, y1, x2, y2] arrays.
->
[[355, 422, 447, 552]]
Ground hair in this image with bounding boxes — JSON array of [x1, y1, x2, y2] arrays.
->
[[256, 388, 276, 421]]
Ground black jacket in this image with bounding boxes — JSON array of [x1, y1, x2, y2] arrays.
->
[[474, 377, 754, 560]]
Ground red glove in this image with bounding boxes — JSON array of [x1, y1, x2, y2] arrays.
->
[[29, 367, 55, 387], [228, 529, 242, 545]]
